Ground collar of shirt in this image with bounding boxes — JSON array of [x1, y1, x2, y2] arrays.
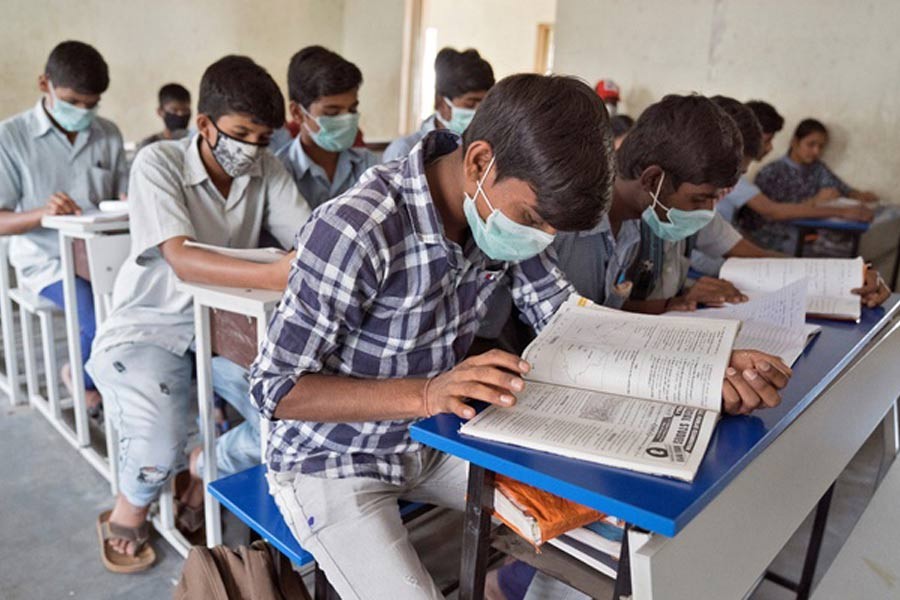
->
[[286, 136, 365, 185], [29, 98, 101, 155], [420, 114, 439, 135], [182, 133, 263, 188], [29, 99, 55, 138], [402, 129, 503, 274]]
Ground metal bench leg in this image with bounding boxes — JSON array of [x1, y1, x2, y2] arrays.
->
[[38, 310, 62, 419], [459, 464, 495, 600], [1, 289, 22, 406], [613, 523, 633, 599], [19, 307, 39, 404]]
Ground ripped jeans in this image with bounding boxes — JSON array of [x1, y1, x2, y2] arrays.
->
[[87, 342, 253, 507]]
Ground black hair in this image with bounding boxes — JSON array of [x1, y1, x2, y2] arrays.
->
[[617, 94, 742, 190], [745, 100, 784, 135], [198, 56, 284, 129], [158, 83, 191, 107], [793, 118, 828, 141], [435, 48, 495, 100], [287, 46, 362, 108], [45, 41, 109, 95], [463, 74, 614, 232], [711, 95, 763, 160], [610, 114, 634, 138]]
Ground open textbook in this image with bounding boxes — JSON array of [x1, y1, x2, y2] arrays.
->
[[460, 296, 739, 482], [42, 208, 129, 227], [682, 279, 820, 366], [719, 257, 864, 322], [183, 241, 287, 264]]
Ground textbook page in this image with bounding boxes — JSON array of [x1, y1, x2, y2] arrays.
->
[[183, 241, 287, 264], [719, 257, 863, 321], [461, 382, 717, 482], [42, 210, 129, 226], [524, 298, 738, 412], [680, 280, 811, 365], [98, 200, 128, 213]]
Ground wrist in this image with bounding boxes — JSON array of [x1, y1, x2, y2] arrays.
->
[[421, 376, 436, 417]]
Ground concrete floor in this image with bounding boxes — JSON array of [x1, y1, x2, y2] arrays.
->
[[0, 387, 889, 599]]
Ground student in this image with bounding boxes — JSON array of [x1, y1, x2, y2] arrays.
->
[[136, 83, 192, 151], [741, 118, 879, 255], [276, 46, 376, 210], [86, 55, 311, 572], [0, 40, 127, 415], [716, 101, 873, 228], [249, 75, 790, 600], [610, 113, 634, 149], [594, 78, 621, 116], [382, 47, 494, 162]]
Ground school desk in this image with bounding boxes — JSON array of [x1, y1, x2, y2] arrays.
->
[[175, 280, 282, 554], [40, 216, 130, 493], [789, 218, 869, 257], [411, 296, 900, 599]]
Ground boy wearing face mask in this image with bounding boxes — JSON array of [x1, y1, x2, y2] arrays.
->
[[86, 56, 310, 573], [0, 40, 128, 415], [382, 47, 495, 163], [136, 83, 192, 152], [249, 76, 791, 600], [275, 46, 376, 210]]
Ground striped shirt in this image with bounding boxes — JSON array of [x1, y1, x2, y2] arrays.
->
[[250, 130, 573, 483]]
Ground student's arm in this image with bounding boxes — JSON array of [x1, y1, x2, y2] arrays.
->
[[109, 125, 129, 199], [159, 236, 293, 290], [745, 193, 873, 222], [508, 248, 576, 333], [250, 211, 524, 424], [262, 156, 312, 249], [622, 275, 747, 314], [724, 237, 783, 258]]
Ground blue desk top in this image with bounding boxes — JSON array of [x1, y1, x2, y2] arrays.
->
[[411, 296, 900, 537], [790, 218, 870, 233]]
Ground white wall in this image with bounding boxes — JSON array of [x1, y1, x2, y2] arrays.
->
[[0, 0, 408, 144], [553, 0, 900, 201], [421, 0, 557, 83]]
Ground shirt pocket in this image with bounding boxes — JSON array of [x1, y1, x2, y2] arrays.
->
[[83, 165, 114, 204]]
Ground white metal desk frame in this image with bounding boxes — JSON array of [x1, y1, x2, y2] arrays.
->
[[42, 217, 131, 494], [0, 239, 23, 406], [169, 281, 281, 558], [622, 315, 900, 600]]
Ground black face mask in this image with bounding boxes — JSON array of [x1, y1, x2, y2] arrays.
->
[[163, 111, 191, 132]]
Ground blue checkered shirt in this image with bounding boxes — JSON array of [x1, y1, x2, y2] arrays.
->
[[250, 131, 574, 483]]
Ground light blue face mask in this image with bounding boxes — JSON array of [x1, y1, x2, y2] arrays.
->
[[47, 82, 97, 133], [302, 107, 360, 152], [436, 97, 476, 135], [463, 156, 555, 262], [641, 173, 716, 241]]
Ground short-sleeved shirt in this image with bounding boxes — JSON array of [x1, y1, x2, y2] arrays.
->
[[381, 115, 438, 163], [249, 130, 573, 483], [717, 177, 760, 223], [275, 137, 377, 210], [478, 215, 641, 339], [93, 134, 311, 356], [0, 100, 128, 292], [649, 212, 743, 299], [740, 155, 854, 254]]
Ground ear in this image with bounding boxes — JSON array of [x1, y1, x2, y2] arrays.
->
[[288, 101, 303, 123], [37, 74, 49, 95], [196, 113, 215, 144], [436, 95, 451, 121], [156, 107, 164, 119], [463, 140, 494, 184], [638, 165, 665, 193]]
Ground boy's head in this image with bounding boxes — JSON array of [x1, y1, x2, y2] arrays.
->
[[711, 95, 763, 169], [287, 46, 363, 153], [157, 83, 192, 132], [434, 48, 495, 134], [461, 74, 614, 236], [746, 100, 784, 158], [197, 56, 285, 177], [616, 94, 742, 237], [38, 41, 109, 132], [790, 118, 829, 165], [610, 114, 634, 150]]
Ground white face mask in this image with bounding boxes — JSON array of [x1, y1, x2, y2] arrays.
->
[[436, 97, 476, 135], [207, 122, 264, 178]]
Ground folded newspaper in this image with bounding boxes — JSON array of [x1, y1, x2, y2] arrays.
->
[[460, 296, 739, 482]]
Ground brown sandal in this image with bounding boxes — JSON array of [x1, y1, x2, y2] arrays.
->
[[96, 509, 156, 573]]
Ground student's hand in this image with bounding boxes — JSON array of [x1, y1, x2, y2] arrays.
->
[[722, 350, 792, 415], [683, 276, 748, 307], [41, 192, 81, 216], [852, 268, 890, 308], [855, 190, 879, 204], [813, 187, 841, 204], [665, 296, 698, 312], [424, 349, 530, 419], [837, 206, 874, 223]]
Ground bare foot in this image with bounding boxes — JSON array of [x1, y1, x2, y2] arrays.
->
[[60, 363, 102, 410], [107, 495, 150, 557], [182, 448, 204, 509]]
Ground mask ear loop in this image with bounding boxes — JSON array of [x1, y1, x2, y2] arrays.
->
[[648, 172, 671, 218], [475, 156, 497, 212]]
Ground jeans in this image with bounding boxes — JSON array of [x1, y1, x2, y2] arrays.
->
[[39, 277, 97, 389]]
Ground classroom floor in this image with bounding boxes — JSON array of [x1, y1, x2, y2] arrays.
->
[[0, 388, 887, 599]]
